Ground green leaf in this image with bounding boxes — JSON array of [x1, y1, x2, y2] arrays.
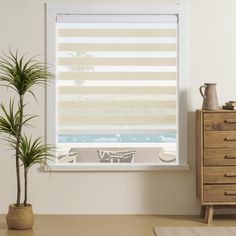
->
[[0, 50, 54, 96], [0, 99, 20, 137], [18, 135, 55, 169]]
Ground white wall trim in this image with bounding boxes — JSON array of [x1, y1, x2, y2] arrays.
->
[[47, 163, 190, 172]]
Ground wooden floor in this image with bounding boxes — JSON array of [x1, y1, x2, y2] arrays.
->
[[0, 215, 236, 236]]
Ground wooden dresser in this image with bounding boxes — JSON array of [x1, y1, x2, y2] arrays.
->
[[196, 109, 236, 223]]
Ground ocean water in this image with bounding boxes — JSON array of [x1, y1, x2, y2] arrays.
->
[[58, 133, 176, 143]]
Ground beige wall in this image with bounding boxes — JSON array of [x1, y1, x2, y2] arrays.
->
[[0, 0, 236, 214]]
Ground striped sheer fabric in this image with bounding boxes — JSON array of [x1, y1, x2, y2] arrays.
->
[[56, 15, 178, 139]]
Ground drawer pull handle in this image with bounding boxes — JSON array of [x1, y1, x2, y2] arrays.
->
[[224, 137, 236, 141], [224, 155, 236, 159], [224, 119, 236, 124], [225, 173, 236, 177], [225, 191, 236, 195]]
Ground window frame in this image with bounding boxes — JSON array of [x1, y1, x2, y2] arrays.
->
[[46, 3, 189, 171]]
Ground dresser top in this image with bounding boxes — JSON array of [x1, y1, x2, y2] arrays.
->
[[197, 109, 236, 113]]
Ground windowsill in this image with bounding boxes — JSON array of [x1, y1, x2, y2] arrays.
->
[[46, 163, 190, 172]]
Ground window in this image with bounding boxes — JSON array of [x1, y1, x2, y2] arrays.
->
[[46, 4, 188, 170]]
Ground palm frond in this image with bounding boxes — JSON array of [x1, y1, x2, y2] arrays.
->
[[0, 99, 20, 137], [22, 114, 37, 127], [0, 50, 54, 96], [19, 135, 55, 169]]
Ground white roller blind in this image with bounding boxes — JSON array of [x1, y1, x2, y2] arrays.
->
[[56, 14, 178, 135]]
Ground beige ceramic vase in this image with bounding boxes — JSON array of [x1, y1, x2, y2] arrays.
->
[[6, 204, 34, 230]]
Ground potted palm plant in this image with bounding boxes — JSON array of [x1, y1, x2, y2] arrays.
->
[[0, 51, 54, 229]]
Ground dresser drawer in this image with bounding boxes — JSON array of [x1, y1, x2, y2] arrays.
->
[[204, 113, 236, 131], [204, 167, 236, 183], [204, 148, 236, 166], [204, 131, 236, 148], [204, 185, 236, 202]]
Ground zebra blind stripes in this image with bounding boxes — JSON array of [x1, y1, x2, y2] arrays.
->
[[56, 14, 178, 135]]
